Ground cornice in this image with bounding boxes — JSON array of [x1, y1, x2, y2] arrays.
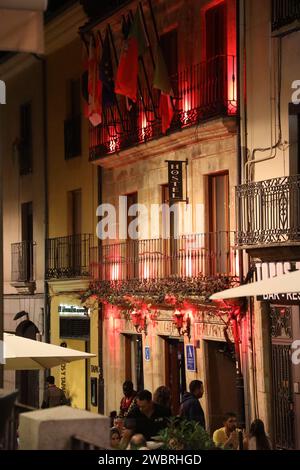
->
[[47, 278, 90, 295]]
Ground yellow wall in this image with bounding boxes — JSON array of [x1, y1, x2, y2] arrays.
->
[[47, 37, 98, 239]]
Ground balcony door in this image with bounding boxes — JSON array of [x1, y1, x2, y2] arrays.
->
[[126, 192, 138, 279], [207, 172, 230, 274], [205, 2, 227, 110], [21, 201, 33, 282], [162, 184, 179, 276], [68, 189, 82, 276]]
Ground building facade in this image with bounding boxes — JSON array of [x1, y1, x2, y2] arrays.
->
[[237, 0, 300, 449], [0, 52, 46, 407], [80, 0, 245, 434]]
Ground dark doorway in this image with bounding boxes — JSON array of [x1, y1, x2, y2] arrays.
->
[[206, 339, 238, 433], [164, 338, 186, 414], [270, 304, 300, 449], [15, 319, 39, 408], [124, 334, 144, 392]]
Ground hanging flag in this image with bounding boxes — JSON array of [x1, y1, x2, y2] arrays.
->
[[81, 44, 89, 118], [115, 8, 147, 102], [153, 46, 174, 133], [99, 29, 115, 108], [88, 34, 102, 127]]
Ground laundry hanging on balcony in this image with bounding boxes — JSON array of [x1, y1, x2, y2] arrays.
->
[[115, 8, 147, 102], [0, 0, 47, 53]]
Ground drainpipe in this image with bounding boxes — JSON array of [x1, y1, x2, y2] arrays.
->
[[97, 165, 104, 414], [32, 54, 49, 345]]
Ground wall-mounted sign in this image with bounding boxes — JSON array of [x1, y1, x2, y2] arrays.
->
[[59, 304, 90, 317], [257, 293, 300, 302], [168, 161, 183, 201], [145, 346, 151, 362], [186, 344, 196, 372]]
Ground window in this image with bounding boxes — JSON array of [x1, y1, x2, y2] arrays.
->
[[19, 103, 32, 175], [160, 29, 178, 95], [288, 103, 300, 174], [64, 78, 81, 160]]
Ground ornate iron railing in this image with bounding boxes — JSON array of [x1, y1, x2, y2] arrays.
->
[[11, 241, 36, 283], [89, 55, 237, 161], [236, 175, 300, 246], [272, 0, 300, 31], [46, 234, 93, 279], [90, 231, 238, 281]]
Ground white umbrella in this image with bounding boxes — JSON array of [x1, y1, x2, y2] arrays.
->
[[2, 333, 96, 370], [210, 269, 300, 300]]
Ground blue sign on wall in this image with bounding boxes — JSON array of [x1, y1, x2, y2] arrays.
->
[[145, 346, 151, 362], [186, 344, 196, 372]]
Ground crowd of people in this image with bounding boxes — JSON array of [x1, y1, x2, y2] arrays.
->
[[110, 380, 272, 451]]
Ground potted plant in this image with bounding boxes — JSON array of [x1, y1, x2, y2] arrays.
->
[[155, 418, 215, 450]]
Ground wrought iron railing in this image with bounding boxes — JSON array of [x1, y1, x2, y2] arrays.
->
[[272, 0, 300, 31], [90, 232, 238, 281], [236, 175, 300, 246], [46, 234, 93, 279], [89, 55, 237, 160], [11, 241, 36, 283]]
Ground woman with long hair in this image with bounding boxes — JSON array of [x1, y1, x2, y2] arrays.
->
[[244, 419, 272, 450]]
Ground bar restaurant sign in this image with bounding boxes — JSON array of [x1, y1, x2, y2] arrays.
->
[[257, 292, 300, 302], [168, 161, 184, 201]]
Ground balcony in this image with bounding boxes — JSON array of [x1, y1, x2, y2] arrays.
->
[[89, 55, 237, 162], [236, 175, 300, 261], [272, 0, 300, 33], [46, 234, 93, 279], [11, 241, 36, 294], [90, 232, 238, 282]]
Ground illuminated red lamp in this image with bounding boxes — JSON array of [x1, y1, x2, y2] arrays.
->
[[172, 309, 191, 341], [130, 309, 147, 334]]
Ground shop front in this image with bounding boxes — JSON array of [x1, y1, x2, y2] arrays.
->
[[48, 280, 100, 413]]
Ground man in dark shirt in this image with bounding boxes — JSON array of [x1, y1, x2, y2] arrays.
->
[[41, 376, 68, 408], [180, 380, 205, 429], [125, 389, 171, 440], [119, 380, 137, 417]]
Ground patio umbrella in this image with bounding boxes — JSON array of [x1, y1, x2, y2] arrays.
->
[[210, 269, 300, 300], [2, 333, 95, 370]]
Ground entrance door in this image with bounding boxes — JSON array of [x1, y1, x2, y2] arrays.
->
[[165, 338, 186, 414], [270, 305, 300, 449], [124, 334, 144, 392], [206, 340, 238, 433]]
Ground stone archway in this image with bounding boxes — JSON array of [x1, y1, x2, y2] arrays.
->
[[15, 314, 40, 408]]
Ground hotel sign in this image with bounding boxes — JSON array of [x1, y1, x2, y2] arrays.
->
[[167, 161, 183, 201]]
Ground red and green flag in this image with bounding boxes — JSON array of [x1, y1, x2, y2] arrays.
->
[[115, 8, 147, 102], [153, 46, 174, 133]]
